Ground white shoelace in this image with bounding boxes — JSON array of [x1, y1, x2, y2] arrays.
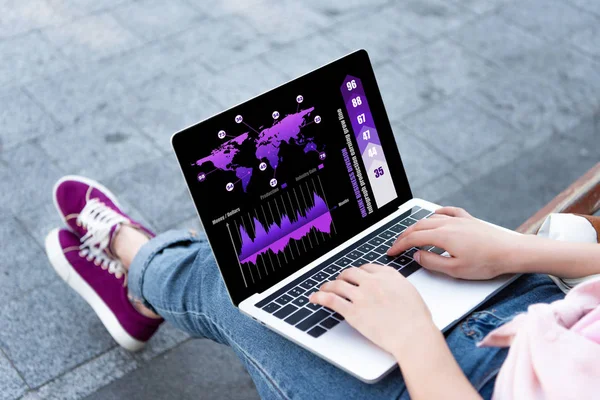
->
[[78, 247, 127, 282], [77, 198, 128, 251]]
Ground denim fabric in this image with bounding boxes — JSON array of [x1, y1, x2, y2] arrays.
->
[[128, 230, 565, 400]]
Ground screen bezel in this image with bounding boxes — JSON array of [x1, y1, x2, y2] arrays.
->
[[171, 50, 413, 306]]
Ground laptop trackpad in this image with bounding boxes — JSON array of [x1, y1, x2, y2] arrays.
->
[[408, 268, 511, 330]]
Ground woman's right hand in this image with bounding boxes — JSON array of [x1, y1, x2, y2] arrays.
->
[[387, 207, 525, 280]]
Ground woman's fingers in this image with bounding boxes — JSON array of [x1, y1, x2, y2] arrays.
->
[[435, 206, 472, 219], [337, 266, 369, 285], [310, 291, 352, 315], [394, 217, 449, 244], [414, 250, 456, 274], [388, 229, 444, 256], [319, 279, 359, 301]]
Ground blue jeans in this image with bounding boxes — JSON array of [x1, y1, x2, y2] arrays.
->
[[128, 230, 565, 400]]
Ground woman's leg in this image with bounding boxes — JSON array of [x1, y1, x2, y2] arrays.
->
[[124, 227, 565, 400]]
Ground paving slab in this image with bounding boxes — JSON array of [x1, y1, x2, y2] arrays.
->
[[329, 11, 423, 66], [131, 324, 190, 363], [0, 87, 60, 150], [85, 340, 259, 400], [500, 0, 597, 41], [20, 348, 137, 400], [0, 350, 27, 400], [238, 0, 330, 45], [302, 0, 389, 22], [567, 23, 600, 61], [450, 0, 515, 14], [46, 0, 130, 17], [412, 173, 463, 204], [0, 31, 72, 89], [182, 0, 265, 18], [568, 0, 600, 16], [394, 39, 498, 98], [391, 123, 455, 186], [107, 155, 198, 232], [42, 12, 142, 65], [38, 109, 162, 180], [0, 0, 67, 39], [111, 0, 206, 42], [449, 15, 545, 69], [403, 97, 515, 164], [373, 63, 442, 119], [24, 67, 133, 126], [263, 34, 348, 80], [123, 63, 221, 147], [0, 141, 66, 215], [386, 0, 475, 40], [0, 280, 118, 388], [0, 214, 55, 305]]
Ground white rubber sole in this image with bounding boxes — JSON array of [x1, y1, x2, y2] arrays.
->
[[45, 229, 146, 352], [52, 175, 123, 232]]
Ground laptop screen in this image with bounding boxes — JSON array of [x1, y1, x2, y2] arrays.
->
[[172, 50, 412, 305]]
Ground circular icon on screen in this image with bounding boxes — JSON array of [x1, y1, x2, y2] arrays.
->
[[197, 172, 206, 182], [269, 178, 277, 187], [226, 182, 234, 192], [235, 115, 243, 124], [272, 111, 280, 120], [314, 115, 321, 124], [259, 162, 267, 171], [217, 130, 226, 139], [319, 152, 326, 160], [296, 95, 304, 103]]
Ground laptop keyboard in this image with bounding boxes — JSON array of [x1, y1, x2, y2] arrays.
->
[[254, 206, 445, 338]]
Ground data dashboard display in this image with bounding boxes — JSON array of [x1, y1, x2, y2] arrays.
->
[[173, 51, 412, 305]]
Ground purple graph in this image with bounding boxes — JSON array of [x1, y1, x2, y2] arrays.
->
[[238, 192, 332, 265]]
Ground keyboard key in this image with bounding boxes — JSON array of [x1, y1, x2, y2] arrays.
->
[[285, 308, 312, 325], [300, 279, 318, 290], [306, 302, 321, 311], [332, 312, 345, 321], [312, 272, 329, 282], [379, 230, 396, 240], [273, 304, 298, 319], [324, 264, 341, 274], [297, 309, 331, 331], [372, 245, 389, 255], [401, 217, 418, 227], [368, 237, 385, 247], [395, 255, 411, 265], [292, 296, 309, 307], [275, 294, 293, 305], [411, 209, 432, 220], [262, 302, 281, 314], [350, 258, 368, 267], [345, 250, 363, 260], [328, 272, 340, 280], [404, 248, 418, 258], [357, 243, 374, 253], [334, 257, 352, 267], [388, 224, 406, 233], [362, 252, 379, 262], [420, 245, 434, 251], [320, 317, 340, 329], [305, 288, 318, 297], [430, 247, 446, 255], [400, 261, 421, 278], [376, 254, 396, 265], [307, 326, 327, 338], [287, 287, 305, 297]]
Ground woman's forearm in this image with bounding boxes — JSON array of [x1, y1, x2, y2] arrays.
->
[[392, 321, 481, 400], [506, 235, 600, 278]]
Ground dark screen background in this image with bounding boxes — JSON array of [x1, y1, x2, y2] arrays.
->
[[172, 50, 412, 305]]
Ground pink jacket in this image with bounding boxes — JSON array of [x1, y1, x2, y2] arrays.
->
[[479, 214, 600, 399]]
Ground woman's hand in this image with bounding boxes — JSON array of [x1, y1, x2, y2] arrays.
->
[[309, 264, 434, 355], [387, 206, 522, 280]]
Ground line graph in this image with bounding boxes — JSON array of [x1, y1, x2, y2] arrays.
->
[[229, 177, 335, 283]]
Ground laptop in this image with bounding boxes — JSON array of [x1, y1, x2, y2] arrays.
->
[[171, 50, 517, 383]]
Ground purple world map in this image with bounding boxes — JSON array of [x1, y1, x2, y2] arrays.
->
[[195, 107, 319, 191]]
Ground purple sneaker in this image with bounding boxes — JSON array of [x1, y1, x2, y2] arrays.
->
[[52, 175, 154, 257], [45, 228, 163, 351]]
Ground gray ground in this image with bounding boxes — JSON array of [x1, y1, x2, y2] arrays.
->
[[1, 0, 599, 399]]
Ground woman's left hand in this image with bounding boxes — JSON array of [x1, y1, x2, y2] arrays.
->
[[309, 264, 434, 355]]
